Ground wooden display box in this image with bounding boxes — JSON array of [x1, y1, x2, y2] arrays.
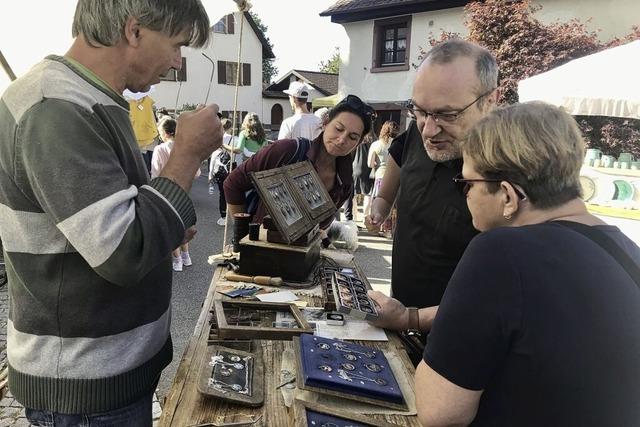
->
[[238, 233, 321, 282], [214, 300, 313, 340]]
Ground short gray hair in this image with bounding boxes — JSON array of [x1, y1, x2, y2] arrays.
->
[[72, 0, 210, 48], [424, 39, 498, 101]]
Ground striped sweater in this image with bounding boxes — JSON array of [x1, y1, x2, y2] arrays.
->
[[0, 56, 195, 413]]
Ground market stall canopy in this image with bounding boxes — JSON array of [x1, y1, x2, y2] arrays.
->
[[312, 93, 341, 108], [518, 40, 640, 120]]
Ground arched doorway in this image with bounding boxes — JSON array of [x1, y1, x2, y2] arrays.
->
[[271, 103, 283, 131]]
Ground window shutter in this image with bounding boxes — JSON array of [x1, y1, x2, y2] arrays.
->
[[242, 63, 251, 86], [227, 14, 235, 34], [177, 57, 187, 81], [218, 61, 226, 84]]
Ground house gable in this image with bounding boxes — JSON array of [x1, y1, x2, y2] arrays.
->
[[320, 0, 469, 23], [263, 70, 338, 99]]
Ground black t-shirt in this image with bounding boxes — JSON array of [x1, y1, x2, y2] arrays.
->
[[392, 122, 478, 307], [424, 222, 640, 426], [388, 134, 405, 167]]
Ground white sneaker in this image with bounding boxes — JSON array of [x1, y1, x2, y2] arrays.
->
[[181, 252, 192, 267], [172, 257, 183, 272], [217, 217, 226, 226]]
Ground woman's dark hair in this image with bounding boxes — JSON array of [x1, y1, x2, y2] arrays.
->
[[328, 95, 376, 138], [159, 117, 177, 137]]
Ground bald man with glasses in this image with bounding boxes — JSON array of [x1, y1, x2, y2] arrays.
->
[[367, 39, 499, 338]]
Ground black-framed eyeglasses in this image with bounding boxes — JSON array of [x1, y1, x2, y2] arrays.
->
[[405, 89, 495, 124], [340, 95, 377, 121], [453, 173, 527, 200]]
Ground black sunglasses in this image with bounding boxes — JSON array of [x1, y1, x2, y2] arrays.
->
[[453, 174, 527, 200], [340, 95, 377, 121]]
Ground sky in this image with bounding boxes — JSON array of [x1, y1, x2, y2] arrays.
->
[[0, 0, 347, 93]]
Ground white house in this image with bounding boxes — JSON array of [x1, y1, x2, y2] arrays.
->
[[262, 70, 338, 134], [320, 0, 640, 130], [152, 12, 274, 129]]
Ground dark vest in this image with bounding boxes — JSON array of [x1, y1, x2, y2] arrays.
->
[[392, 123, 478, 308]]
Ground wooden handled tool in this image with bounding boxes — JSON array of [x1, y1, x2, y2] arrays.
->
[[224, 272, 284, 286]]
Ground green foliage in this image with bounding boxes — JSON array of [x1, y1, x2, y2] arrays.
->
[[180, 103, 197, 112], [250, 12, 278, 84], [319, 47, 340, 74], [418, 0, 639, 156]]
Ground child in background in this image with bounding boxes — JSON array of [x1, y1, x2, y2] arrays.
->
[[151, 116, 200, 271]]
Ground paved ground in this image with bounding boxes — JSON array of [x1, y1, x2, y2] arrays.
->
[[0, 174, 393, 425]]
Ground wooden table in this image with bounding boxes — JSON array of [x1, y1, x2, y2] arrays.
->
[[159, 266, 421, 427]]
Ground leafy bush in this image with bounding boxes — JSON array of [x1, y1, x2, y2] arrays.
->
[[419, 0, 639, 156]]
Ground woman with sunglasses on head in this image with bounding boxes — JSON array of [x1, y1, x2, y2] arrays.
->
[[371, 102, 640, 426], [224, 95, 375, 236]]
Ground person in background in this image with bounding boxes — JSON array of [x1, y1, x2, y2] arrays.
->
[[0, 0, 219, 424], [236, 112, 267, 160], [129, 94, 158, 173], [349, 127, 376, 223], [399, 102, 640, 426], [278, 81, 322, 141], [151, 117, 200, 271], [225, 95, 375, 246], [366, 120, 399, 235], [209, 119, 236, 225], [364, 127, 403, 233]]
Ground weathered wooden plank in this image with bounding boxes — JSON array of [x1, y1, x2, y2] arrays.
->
[[160, 265, 422, 427]]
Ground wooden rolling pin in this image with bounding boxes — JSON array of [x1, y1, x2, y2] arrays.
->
[[224, 272, 284, 286]]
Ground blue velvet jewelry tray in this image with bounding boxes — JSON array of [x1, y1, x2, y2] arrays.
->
[[295, 334, 405, 409]]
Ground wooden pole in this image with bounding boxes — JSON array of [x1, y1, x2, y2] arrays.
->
[[0, 50, 17, 82]]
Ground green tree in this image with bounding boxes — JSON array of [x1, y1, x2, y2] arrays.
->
[[319, 47, 340, 74], [419, 0, 640, 157], [250, 12, 278, 84]]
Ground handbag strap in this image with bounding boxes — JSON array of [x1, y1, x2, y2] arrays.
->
[[554, 220, 640, 289]]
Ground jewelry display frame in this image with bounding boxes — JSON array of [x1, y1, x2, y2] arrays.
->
[[197, 345, 264, 407], [249, 161, 336, 243], [214, 300, 314, 340], [293, 335, 408, 411], [249, 168, 310, 243], [331, 271, 379, 321], [292, 399, 400, 427], [283, 162, 335, 225]]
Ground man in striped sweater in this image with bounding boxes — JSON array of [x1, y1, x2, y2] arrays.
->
[[0, 1, 222, 424]]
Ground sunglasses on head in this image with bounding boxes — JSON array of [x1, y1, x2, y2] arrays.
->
[[453, 173, 527, 200], [340, 95, 377, 121]]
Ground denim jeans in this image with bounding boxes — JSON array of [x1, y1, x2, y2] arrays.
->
[[25, 392, 153, 427]]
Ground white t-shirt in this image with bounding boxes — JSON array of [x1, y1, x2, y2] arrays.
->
[[278, 113, 322, 140]]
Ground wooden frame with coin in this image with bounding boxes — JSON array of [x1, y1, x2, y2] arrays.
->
[[197, 344, 264, 407], [214, 300, 313, 340]]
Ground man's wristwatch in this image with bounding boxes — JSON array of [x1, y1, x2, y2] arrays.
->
[[406, 307, 421, 335]]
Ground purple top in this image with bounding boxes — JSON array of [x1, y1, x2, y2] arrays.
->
[[224, 135, 353, 229]]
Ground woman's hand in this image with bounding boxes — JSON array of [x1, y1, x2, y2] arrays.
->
[[367, 290, 409, 331]]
